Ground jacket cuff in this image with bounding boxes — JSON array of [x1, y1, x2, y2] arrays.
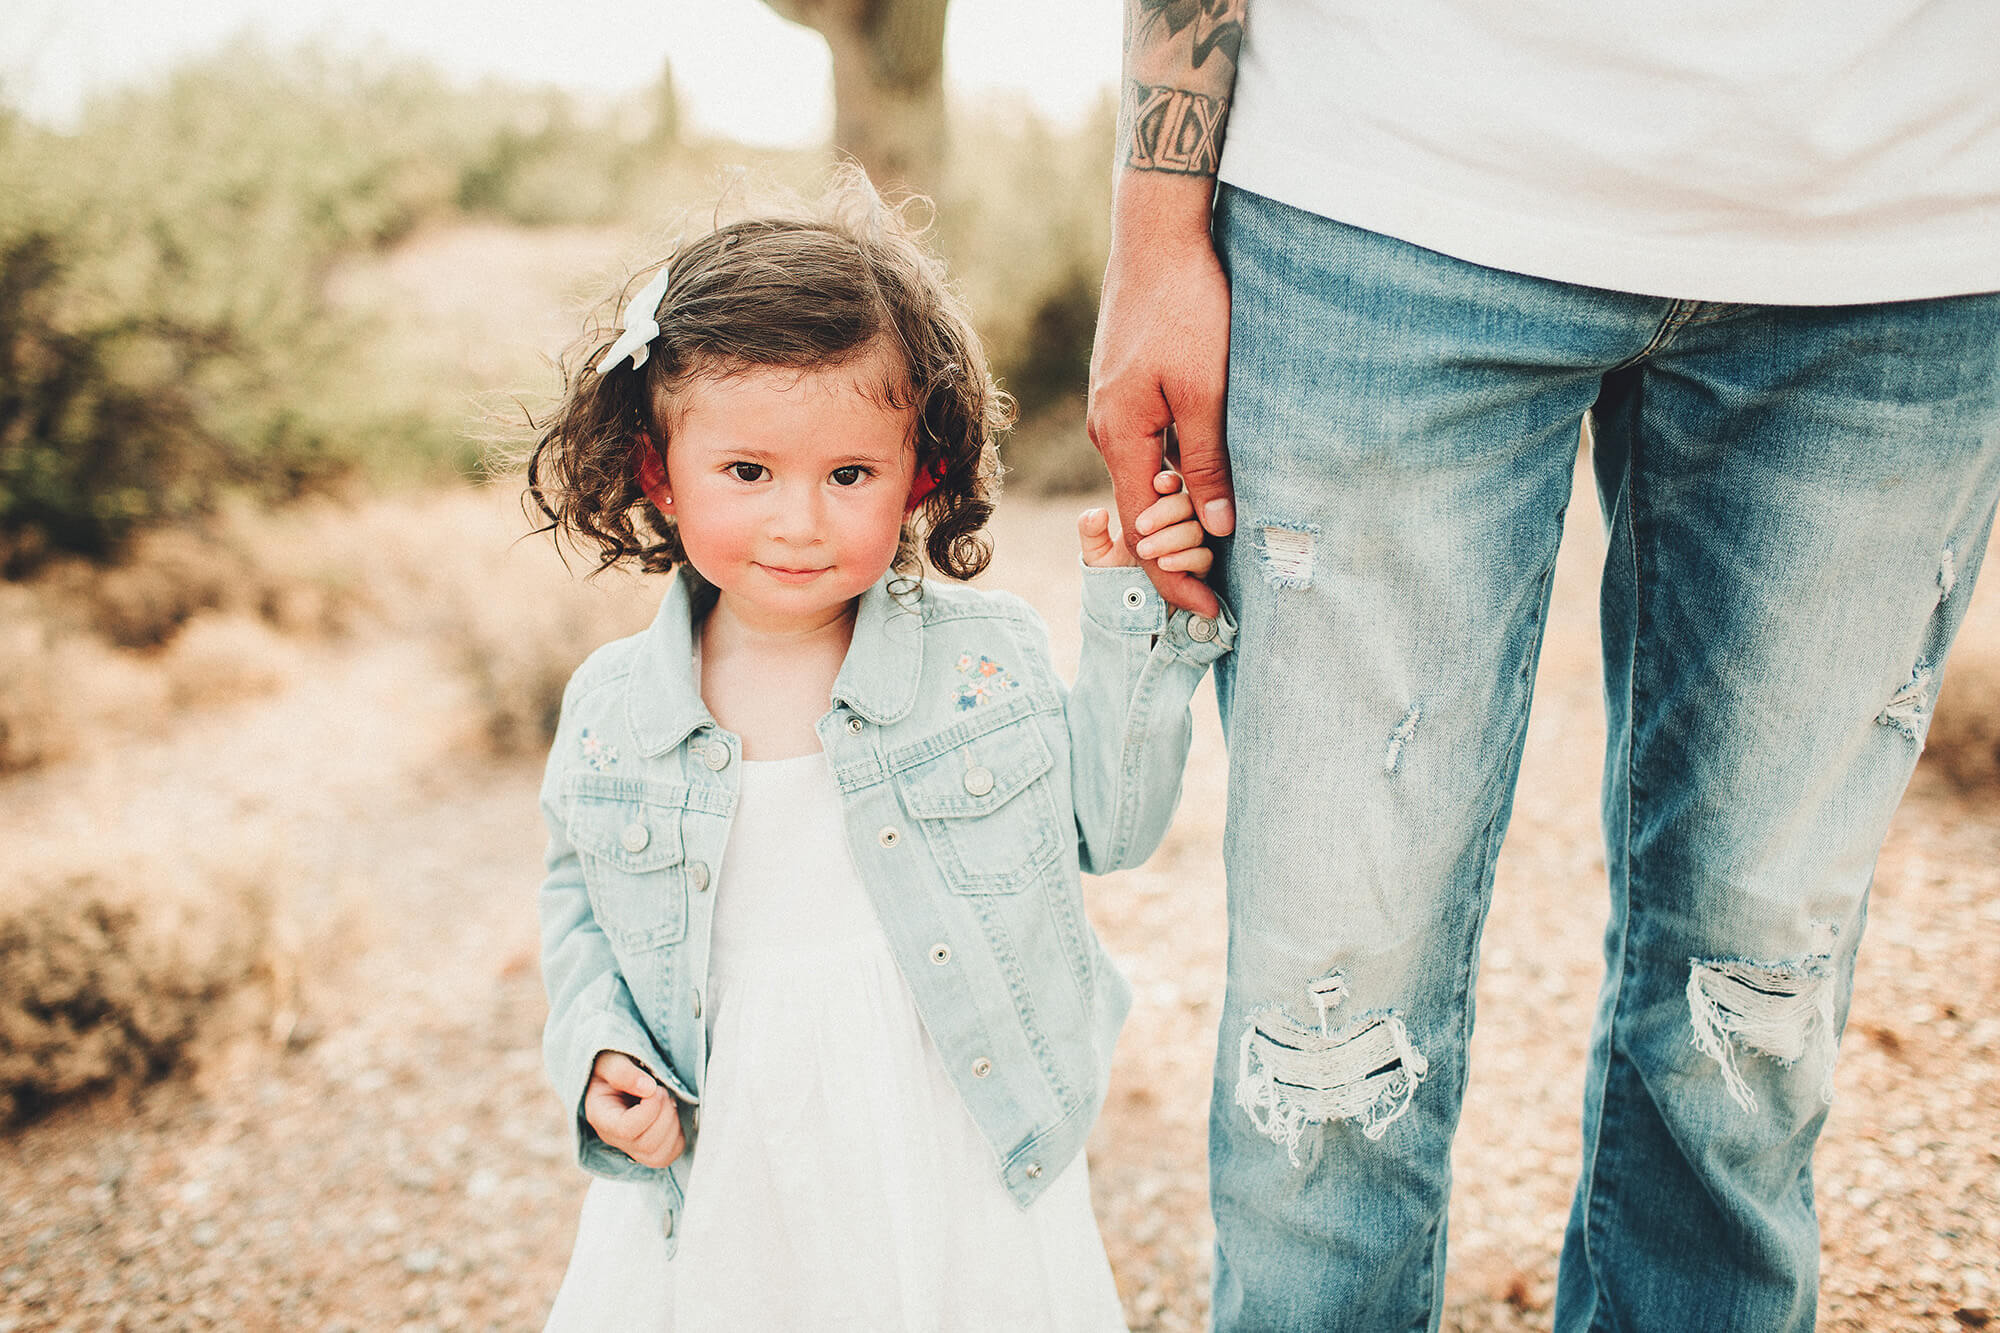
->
[[1080, 563, 1167, 634], [562, 1008, 692, 1181], [1078, 562, 1236, 663]]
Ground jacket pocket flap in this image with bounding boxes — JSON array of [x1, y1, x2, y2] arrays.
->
[[897, 722, 1054, 819], [563, 774, 688, 871]]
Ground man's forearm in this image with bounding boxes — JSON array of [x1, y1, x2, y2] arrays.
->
[[1118, 0, 1246, 184], [1093, 0, 1245, 599]]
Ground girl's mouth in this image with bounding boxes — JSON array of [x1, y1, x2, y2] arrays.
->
[[756, 564, 832, 585]]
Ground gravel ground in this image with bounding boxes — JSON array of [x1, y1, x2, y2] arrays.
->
[[4, 481, 1997, 1332]]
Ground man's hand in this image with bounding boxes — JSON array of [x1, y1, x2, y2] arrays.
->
[[583, 1050, 684, 1168], [1080, 469, 1215, 581], [1089, 0, 1246, 618], [1087, 187, 1232, 616]]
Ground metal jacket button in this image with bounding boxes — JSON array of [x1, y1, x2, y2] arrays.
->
[[661, 1209, 675, 1239], [1025, 1162, 1043, 1179], [691, 989, 702, 1018], [878, 826, 901, 848], [620, 822, 650, 853], [963, 765, 994, 797], [1122, 586, 1147, 609], [703, 742, 730, 771], [846, 716, 865, 735], [1187, 615, 1217, 642], [971, 1057, 992, 1078], [930, 944, 951, 965], [690, 862, 710, 892]]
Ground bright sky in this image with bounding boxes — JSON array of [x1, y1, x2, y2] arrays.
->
[[0, 0, 1124, 144]]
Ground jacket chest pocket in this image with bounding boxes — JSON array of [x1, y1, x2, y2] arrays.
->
[[564, 775, 691, 950], [895, 722, 1062, 894]]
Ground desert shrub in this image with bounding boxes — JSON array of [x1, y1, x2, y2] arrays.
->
[[933, 96, 1114, 491], [448, 596, 607, 753], [46, 526, 256, 649], [0, 228, 254, 573], [430, 533, 659, 754], [0, 863, 271, 1123]]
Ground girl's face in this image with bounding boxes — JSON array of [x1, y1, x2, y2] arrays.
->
[[656, 343, 918, 635]]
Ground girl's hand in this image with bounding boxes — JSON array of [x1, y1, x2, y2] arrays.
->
[[1079, 470, 1214, 578], [583, 1050, 685, 1168]]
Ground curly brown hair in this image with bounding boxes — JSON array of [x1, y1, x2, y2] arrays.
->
[[526, 172, 1011, 586]]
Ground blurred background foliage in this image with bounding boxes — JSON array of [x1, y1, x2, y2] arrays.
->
[[0, 37, 1110, 577]]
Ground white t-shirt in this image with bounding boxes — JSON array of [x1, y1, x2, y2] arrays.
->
[[1218, 1, 2000, 304]]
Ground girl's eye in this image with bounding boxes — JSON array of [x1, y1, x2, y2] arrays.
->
[[830, 465, 872, 486], [728, 462, 766, 482]]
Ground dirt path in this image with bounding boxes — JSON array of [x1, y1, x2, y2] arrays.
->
[[5, 489, 1998, 1331]]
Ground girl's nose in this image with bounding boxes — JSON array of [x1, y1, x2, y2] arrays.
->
[[768, 484, 823, 543]]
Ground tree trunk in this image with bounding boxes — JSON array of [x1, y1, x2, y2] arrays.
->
[[761, 0, 950, 196]]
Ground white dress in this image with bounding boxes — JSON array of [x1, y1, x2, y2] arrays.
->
[[544, 751, 1129, 1333]]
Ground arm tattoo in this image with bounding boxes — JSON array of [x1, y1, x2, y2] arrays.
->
[[1134, 0, 1245, 71], [1123, 81, 1230, 175]]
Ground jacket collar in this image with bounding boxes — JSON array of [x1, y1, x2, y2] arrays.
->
[[626, 568, 924, 757]]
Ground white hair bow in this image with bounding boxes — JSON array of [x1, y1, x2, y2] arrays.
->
[[595, 265, 673, 375]]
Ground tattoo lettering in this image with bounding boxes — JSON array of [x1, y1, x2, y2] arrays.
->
[[1134, 0, 1245, 71], [1123, 81, 1230, 175]]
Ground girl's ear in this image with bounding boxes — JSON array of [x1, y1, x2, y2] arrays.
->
[[635, 432, 673, 512], [905, 458, 942, 515]]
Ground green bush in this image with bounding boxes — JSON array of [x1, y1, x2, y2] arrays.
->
[[0, 42, 688, 572], [1, 229, 221, 569]]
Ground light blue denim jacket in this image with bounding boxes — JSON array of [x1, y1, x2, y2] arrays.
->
[[538, 562, 1234, 1252]]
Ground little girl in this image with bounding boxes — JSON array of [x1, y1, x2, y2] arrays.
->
[[526, 177, 1233, 1331]]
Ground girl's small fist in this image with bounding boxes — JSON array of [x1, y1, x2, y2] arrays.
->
[[584, 1050, 685, 1168]]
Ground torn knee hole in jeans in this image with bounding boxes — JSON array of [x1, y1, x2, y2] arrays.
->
[[1686, 937, 1838, 1114], [1235, 971, 1429, 1168]]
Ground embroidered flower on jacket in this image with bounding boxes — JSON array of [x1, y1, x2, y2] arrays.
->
[[580, 728, 619, 771], [953, 655, 1022, 711]]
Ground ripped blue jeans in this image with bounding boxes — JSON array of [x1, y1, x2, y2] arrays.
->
[[1207, 183, 2000, 1333]]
